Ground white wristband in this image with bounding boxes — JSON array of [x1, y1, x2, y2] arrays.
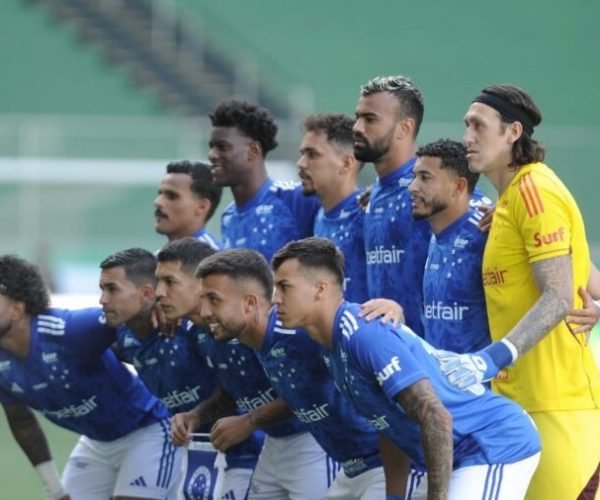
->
[[35, 461, 66, 500]]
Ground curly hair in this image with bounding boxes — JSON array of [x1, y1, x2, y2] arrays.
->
[[209, 100, 278, 156], [166, 160, 223, 221], [480, 84, 545, 168], [416, 139, 479, 194], [0, 255, 50, 315]]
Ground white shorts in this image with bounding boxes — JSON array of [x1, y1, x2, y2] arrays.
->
[[408, 453, 541, 500], [247, 431, 336, 500], [62, 420, 182, 500], [324, 466, 386, 500]]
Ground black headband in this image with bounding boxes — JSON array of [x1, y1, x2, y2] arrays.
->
[[473, 92, 535, 136]]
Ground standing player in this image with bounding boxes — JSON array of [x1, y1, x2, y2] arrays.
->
[[271, 238, 541, 500], [298, 113, 369, 303], [195, 248, 386, 499], [409, 139, 490, 353], [354, 76, 490, 335], [208, 99, 320, 261], [0, 255, 181, 500], [156, 238, 333, 500], [441, 84, 600, 499], [155, 160, 222, 248], [99, 245, 263, 499]]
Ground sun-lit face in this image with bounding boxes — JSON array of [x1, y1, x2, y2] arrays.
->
[[154, 173, 202, 240], [208, 127, 255, 187], [98, 267, 148, 327], [273, 258, 318, 329], [352, 92, 401, 163], [463, 102, 513, 174], [198, 274, 249, 343], [297, 131, 346, 197], [409, 156, 457, 221], [155, 261, 202, 322]]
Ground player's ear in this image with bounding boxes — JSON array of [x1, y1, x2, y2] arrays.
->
[[455, 176, 468, 196], [315, 279, 328, 299], [247, 140, 262, 162], [9, 300, 26, 321], [140, 283, 155, 302], [244, 293, 259, 314], [195, 197, 211, 219], [506, 121, 523, 145]]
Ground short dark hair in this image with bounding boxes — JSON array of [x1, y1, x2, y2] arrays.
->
[[360, 75, 424, 137], [271, 237, 345, 287], [0, 255, 50, 315], [302, 114, 355, 149], [156, 237, 217, 274], [99, 248, 157, 286], [166, 160, 223, 221], [196, 249, 273, 302], [479, 84, 545, 167], [416, 139, 480, 194], [209, 100, 278, 157]]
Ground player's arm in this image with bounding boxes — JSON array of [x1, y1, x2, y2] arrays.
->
[[171, 385, 237, 446], [210, 398, 294, 452], [394, 379, 452, 500], [442, 254, 574, 388], [2, 403, 69, 500], [379, 433, 411, 499]]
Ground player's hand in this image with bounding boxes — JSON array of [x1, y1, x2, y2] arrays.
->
[[437, 352, 495, 389], [151, 302, 179, 337], [210, 415, 254, 452], [357, 185, 372, 211], [566, 286, 599, 344], [170, 410, 200, 446], [477, 205, 496, 232], [359, 299, 405, 326]]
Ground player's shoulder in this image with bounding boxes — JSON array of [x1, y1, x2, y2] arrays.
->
[[37, 307, 106, 336]]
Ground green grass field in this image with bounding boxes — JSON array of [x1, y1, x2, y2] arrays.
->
[[2, 327, 599, 498]]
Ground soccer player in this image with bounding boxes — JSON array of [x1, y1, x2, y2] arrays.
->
[[99, 245, 263, 499], [441, 84, 600, 499], [0, 255, 181, 500], [409, 139, 490, 353], [298, 113, 369, 303], [208, 99, 320, 261], [157, 238, 333, 500], [154, 160, 222, 248], [195, 248, 386, 499], [271, 237, 541, 500], [354, 76, 490, 336]]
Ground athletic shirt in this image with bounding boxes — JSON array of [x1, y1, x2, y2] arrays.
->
[[363, 158, 431, 335], [192, 227, 222, 250], [364, 158, 491, 336], [483, 162, 600, 412], [314, 190, 369, 303], [115, 325, 262, 469], [422, 208, 490, 353], [221, 179, 320, 261], [189, 322, 306, 438], [256, 309, 381, 477], [0, 308, 167, 441], [325, 302, 540, 470]]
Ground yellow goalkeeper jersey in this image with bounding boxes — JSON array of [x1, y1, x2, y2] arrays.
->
[[483, 162, 600, 412]]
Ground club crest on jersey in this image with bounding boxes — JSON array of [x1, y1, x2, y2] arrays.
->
[[42, 352, 58, 364], [270, 347, 286, 358], [453, 236, 469, 248], [255, 204, 274, 215], [376, 356, 402, 385]]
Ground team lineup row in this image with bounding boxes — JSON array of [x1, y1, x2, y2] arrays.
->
[[0, 75, 599, 500]]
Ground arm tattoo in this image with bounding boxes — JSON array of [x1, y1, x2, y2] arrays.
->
[[506, 254, 573, 355], [3, 403, 53, 466], [396, 379, 453, 499], [247, 398, 293, 429]]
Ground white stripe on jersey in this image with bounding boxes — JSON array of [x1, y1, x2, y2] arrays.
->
[[38, 315, 66, 335]]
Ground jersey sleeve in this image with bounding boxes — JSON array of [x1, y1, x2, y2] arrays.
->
[[512, 172, 573, 263], [348, 325, 428, 400], [281, 183, 320, 238], [64, 308, 118, 360]]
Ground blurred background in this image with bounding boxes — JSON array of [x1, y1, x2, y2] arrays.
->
[[1, 0, 599, 496]]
